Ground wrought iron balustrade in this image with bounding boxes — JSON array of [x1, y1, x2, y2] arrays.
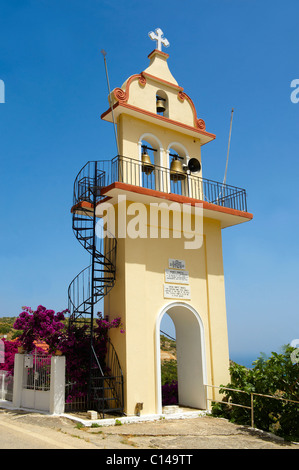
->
[[73, 156, 248, 213]]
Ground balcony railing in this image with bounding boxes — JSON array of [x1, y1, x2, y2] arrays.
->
[[73, 155, 248, 213]]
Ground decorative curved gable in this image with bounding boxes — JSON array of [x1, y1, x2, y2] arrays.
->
[[101, 50, 215, 144], [111, 72, 207, 132]]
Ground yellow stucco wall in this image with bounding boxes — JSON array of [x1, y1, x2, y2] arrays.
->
[[105, 201, 230, 415], [118, 114, 202, 169]]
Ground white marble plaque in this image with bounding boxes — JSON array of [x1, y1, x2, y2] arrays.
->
[[168, 259, 186, 270], [165, 269, 189, 284], [164, 284, 191, 300]]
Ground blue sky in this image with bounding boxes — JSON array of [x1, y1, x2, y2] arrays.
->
[[0, 0, 298, 367]]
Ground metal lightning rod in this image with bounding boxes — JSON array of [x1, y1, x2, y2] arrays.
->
[[101, 49, 119, 155]]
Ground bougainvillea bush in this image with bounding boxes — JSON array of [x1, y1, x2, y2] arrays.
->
[[1, 305, 124, 405], [0, 339, 19, 375], [13, 305, 67, 354], [162, 380, 178, 405]]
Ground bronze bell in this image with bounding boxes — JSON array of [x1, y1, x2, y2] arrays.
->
[[141, 148, 154, 175], [170, 156, 186, 181], [156, 97, 166, 114]]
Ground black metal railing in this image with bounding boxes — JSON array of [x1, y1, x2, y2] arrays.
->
[[90, 340, 124, 418], [73, 156, 248, 213], [73, 160, 110, 206]]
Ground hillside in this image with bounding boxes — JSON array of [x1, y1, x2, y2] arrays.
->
[[0, 317, 18, 340], [160, 334, 176, 360]]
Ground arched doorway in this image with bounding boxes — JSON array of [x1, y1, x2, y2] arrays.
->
[[156, 302, 207, 414]]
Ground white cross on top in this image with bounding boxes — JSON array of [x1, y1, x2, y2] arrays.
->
[[148, 28, 170, 52]]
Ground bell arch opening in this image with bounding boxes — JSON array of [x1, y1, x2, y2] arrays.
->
[[138, 133, 163, 190], [156, 90, 168, 117], [138, 133, 163, 166], [156, 302, 207, 414]]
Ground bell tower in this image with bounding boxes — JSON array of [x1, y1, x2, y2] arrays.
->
[[70, 29, 253, 417]]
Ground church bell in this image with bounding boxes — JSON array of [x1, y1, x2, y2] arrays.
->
[[170, 155, 186, 181], [156, 95, 166, 114], [141, 147, 154, 175]]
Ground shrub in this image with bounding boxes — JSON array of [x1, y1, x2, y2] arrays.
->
[[13, 305, 67, 354], [161, 359, 177, 386], [0, 325, 11, 335], [212, 345, 299, 441], [0, 339, 20, 375]]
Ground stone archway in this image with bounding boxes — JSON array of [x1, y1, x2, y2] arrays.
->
[[156, 302, 207, 414]]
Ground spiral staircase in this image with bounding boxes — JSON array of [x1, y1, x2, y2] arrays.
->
[[68, 161, 124, 417]]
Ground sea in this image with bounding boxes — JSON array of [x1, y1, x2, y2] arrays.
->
[[230, 354, 263, 369]]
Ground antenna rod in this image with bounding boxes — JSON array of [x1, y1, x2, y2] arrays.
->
[[223, 108, 234, 186], [101, 49, 120, 155]]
